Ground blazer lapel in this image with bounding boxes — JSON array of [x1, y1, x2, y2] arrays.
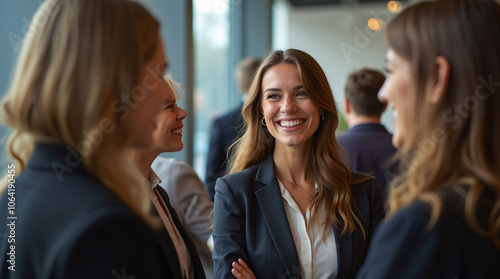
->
[[254, 155, 302, 279], [156, 186, 207, 279], [333, 225, 354, 279], [150, 201, 184, 279]]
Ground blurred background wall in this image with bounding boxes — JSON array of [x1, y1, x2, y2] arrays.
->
[[0, 0, 424, 179]]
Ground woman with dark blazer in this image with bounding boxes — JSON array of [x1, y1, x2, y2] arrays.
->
[[0, 0, 178, 278], [357, 0, 500, 278], [213, 49, 385, 279], [130, 77, 207, 279]]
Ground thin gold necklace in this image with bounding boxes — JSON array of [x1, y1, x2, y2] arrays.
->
[[280, 177, 306, 192]]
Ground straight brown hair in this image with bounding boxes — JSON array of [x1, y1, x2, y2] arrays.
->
[[386, 0, 500, 247]]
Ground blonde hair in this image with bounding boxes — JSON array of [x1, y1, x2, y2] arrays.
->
[[1, 0, 160, 225], [229, 49, 368, 238], [386, 0, 500, 247], [164, 75, 183, 101]]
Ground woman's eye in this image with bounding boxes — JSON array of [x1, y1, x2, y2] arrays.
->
[[296, 91, 307, 97], [267, 94, 279, 99], [164, 104, 175, 110]]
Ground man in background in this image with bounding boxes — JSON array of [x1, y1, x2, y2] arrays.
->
[[337, 68, 397, 201], [205, 57, 261, 200]]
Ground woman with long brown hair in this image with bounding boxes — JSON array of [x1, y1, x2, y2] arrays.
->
[[213, 49, 385, 279], [358, 0, 500, 278]]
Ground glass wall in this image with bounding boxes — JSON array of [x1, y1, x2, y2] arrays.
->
[[0, 1, 41, 172], [0, 0, 271, 180], [193, 0, 231, 179]]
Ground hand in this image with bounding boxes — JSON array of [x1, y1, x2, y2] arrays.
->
[[231, 258, 256, 279]]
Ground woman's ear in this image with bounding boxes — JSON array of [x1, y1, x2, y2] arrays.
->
[[429, 56, 450, 105]]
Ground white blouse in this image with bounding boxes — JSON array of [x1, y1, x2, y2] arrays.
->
[[278, 179, 338, 279]]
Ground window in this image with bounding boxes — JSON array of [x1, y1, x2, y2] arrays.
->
[[193, 0, 231, 179]]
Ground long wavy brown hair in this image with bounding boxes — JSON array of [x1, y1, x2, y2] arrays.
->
[[1, 0, 160, 226], [386, 0, 500, 247], [229, 49, 367, 237]]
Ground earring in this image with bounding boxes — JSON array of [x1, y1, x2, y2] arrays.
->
[[320, 115, 325, 121], [261, 118, 267, 126]]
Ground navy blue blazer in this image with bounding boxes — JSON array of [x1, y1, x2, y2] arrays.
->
[[213, 154, 385, 279], [154, 186, 207, 279], [205, 105, 244, 200], [357, 187, 500, 279], [336, 123, 397, 201], [0, 143, 204, 279]]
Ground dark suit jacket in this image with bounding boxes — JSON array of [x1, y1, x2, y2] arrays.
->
[[336, 123, 397, 200], [357, 187, 500, 279], [0, 143, 170, 279], [152, 157, 214, 278], [153, 186, 207, 279], [205, 105, 244, 200], [213, 154, 385, 279]]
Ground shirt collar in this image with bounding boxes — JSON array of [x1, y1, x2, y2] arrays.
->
[[147, 168, 162, 189]]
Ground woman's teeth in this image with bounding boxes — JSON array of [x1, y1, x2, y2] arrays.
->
[[279, 120, 304, 127]]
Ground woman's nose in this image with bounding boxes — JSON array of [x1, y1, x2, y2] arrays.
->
[[378, 83, 389, 103], [280, 97, 297, 113], [178, 107, 187, 120]]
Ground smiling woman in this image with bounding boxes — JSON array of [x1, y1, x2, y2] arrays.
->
[[378, 49, 415, 148], [129, 75, 210, 279], [358, 0, 500, 278], [213, 49, 385, 279], [261, 63, 321, 149], [131, 76, 188, 177]]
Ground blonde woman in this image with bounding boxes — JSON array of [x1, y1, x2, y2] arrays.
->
[[358, 0, 500, 278], [213, 49, 385, 279], [0, 0, 174, 278], [130, 77, 209, 279]]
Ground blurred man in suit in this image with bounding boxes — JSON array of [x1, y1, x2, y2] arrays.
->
[[205, 57, 261, 200], [337, 68, 397, 201]]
